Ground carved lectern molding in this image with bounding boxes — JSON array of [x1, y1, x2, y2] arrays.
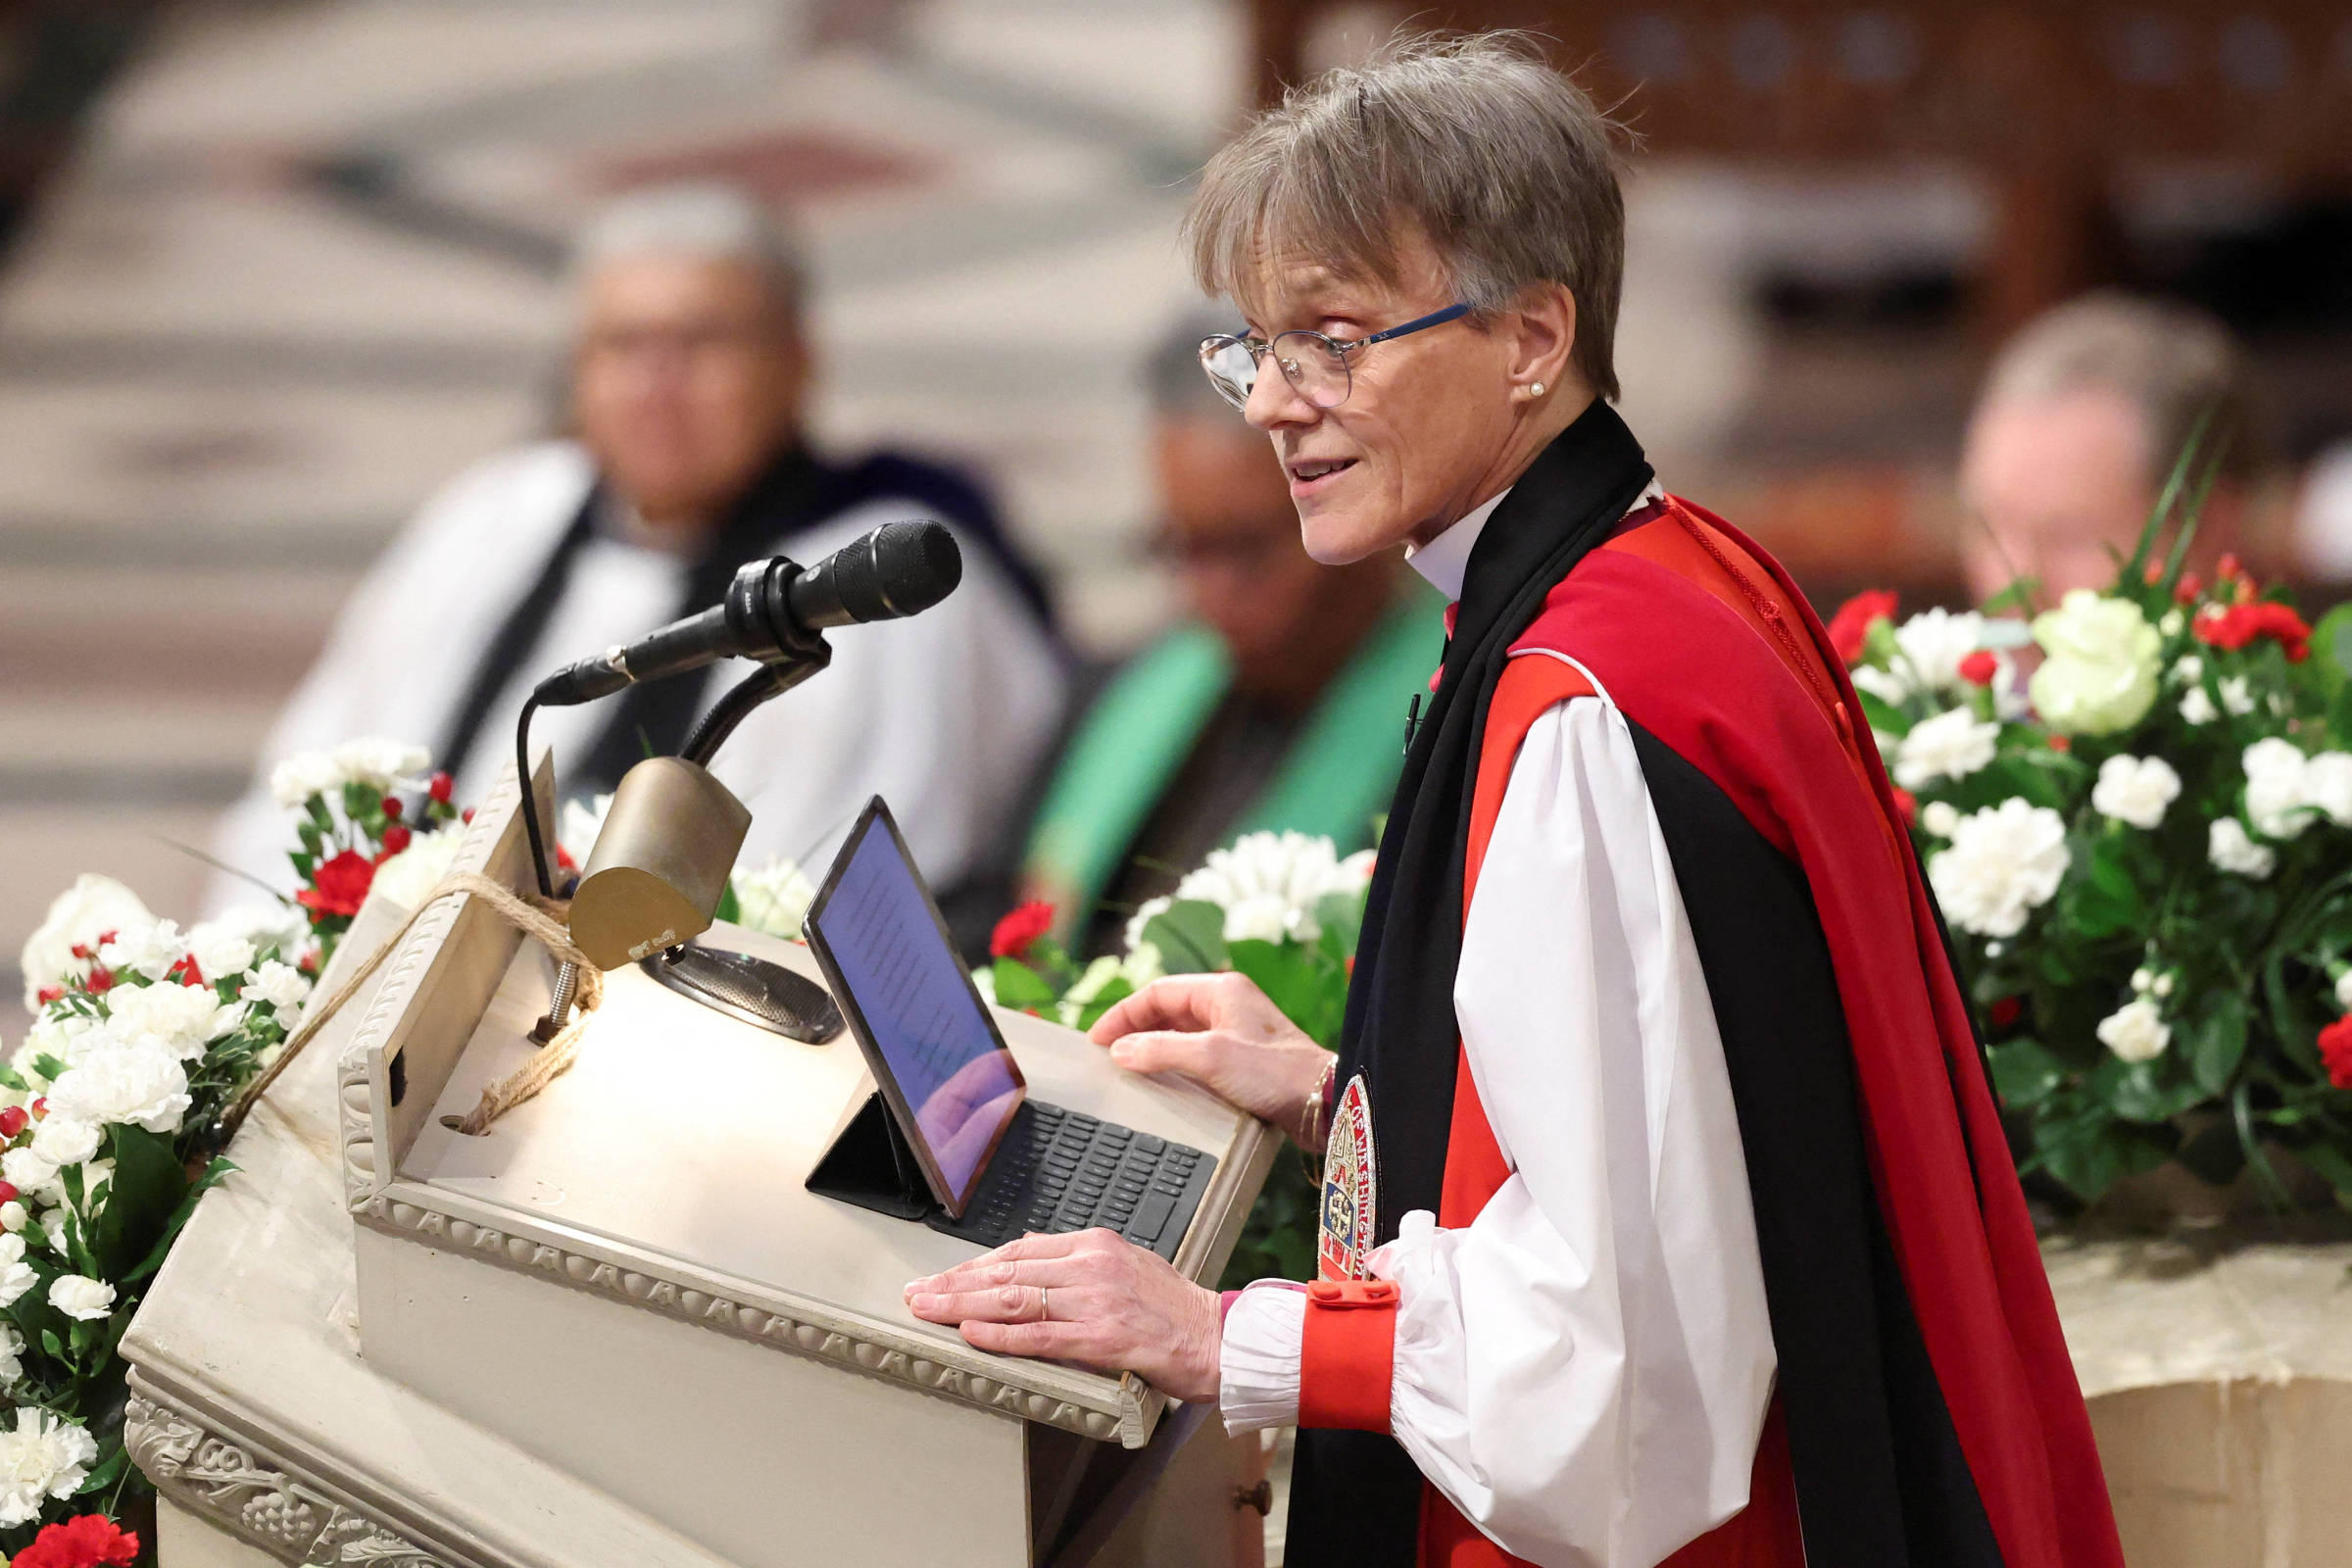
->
[[351, 1189, 1131, 1444], [125, 1391, 463, 1568]]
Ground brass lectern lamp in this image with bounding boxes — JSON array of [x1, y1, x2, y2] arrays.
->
[[514, 519, 963, 1042]]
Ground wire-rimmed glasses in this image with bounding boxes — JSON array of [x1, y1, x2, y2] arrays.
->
[[1198, 303, 1472, 413]]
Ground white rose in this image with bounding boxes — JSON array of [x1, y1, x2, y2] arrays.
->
[[186, 927, 256, 980], [2090, 755, 2182, 830], [2304, 753, 2352, 826], [2179, 685, 2218, 725], [1221, 893, 1293, 946], [731, 857, 817, 941], [329, 737, 429, 792], [46, 1041, 192, 1136], [269, 750, 344, 808], [2096, 998, 2171, 1063], [18, 874, 151, 1009], [240, 959, 312, 1014], [2243, 738, 2315, 840], [0, 1324, 22, 1386], [103, 978, 221, 1060], [1892, 707, 2000, 790], [98, 918, 188, 984], [29, 1116, 99, 1168], [2029, 591, 2162, 736], [0, 1408, 98, 1526], [1890, 608, 1991, 698], [2208, 817, 2275, 879], [1927, 799, 2071, 938], [46, 1274, 115, 1322], [1920, 801, 1960, 838]]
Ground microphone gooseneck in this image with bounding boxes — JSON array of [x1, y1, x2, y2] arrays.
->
[[530, 519, 963, 708]]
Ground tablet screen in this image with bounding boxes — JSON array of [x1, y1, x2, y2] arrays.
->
[[806, 801, 1024, 1213]]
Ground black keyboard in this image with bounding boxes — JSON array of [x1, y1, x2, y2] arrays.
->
[[926, 1100, 1215, 1261]]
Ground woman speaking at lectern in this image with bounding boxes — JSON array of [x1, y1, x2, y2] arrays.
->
[[908, 34, 2123, 1568]]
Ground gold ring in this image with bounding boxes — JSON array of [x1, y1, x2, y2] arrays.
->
[[1039, 1287, 1051, 1320]]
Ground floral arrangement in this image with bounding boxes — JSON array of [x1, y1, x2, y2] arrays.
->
[[268, 739, 460, 966], [1838, 499, 2352, 1210], [6, 878, 316, 1550], [986, 831, 1374, 1282]]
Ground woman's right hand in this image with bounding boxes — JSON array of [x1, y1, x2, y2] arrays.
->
[[1087, 972, 1335, 1148]]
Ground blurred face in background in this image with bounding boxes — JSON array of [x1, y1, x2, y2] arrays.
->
[[1960, 384, 2244, 606], [573, 254, 808, 532], [1152, 414, 1395, 707]]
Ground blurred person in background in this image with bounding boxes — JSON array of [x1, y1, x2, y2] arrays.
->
[[1017, 311, 1443, 956], [1960, 291, 2252, 608], [207, 183, 1065, 928]]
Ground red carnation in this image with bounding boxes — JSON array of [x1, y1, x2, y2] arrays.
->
[[34, 986, 63, 1006], [378, 823, 413, 858], [68, 944, 91, 961], [11, 1513, 141, 1568], [2047, 734, 2071, 753], [2322, 1015, 2352, 1092], [428, 770, 455, 804], [2173, 571, 2202, 604], [296, 849, 378, 917], [380, 795, 403, 820], [1989, 996, 2023, 1030], [1957, 650, 1998, 686], [990, 901, 1055, 960], [1827, 589, 1899, 665], [2195, 601, 2312, 662], [167, 955, 204, 987], [83, 967, 113, 995]]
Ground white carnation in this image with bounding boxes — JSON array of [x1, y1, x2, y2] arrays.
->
[[196, 903, 307, 958], [2090, 755, 2181, 830], [185, 927, 256, 981], [2304, 753, 2352, 826], [0, 1204, 25, 1234], [2218, 675, 2257, 716], [0, 1407, 98, 1526], [969, 965, 997, 1005], [1121, 897, 1173, 956], [46, 1274, 114, 1322], [1892, 707, 2000, 790], [2243, 739, 2317, 840], [18, 874, 151, 1009], [368, 827, 468, 912], [98, 918, 188, 984], [240, 959, 312, 1013], [2336, 970, 2352, 1011], [0, 1246, 31, 1311], [732, 857, 816, 940], [0, 1148, 57, 1202], [1849, 664, 1910, 706], [18, 1011, 103, 1075], [1921, 801, 1960, 838], [38, 1209, 67, 1258], [0, 1324, 22, 1386], [104, 978, 223, 1060], [269, 749, 344, 808], [1172, 831, 1360, 945], [330, 736, 430, 792], [2096, 998, 2171, 1063], [46, 1041, 192, 1135], [29, 1115, 99, 1168], [2179, 685, 2218, 725], [1220, 893, 1293, 946], [560, 792, 615, 867], [1121, 942, 1165, 989], [2208, 817, 2275, 879], [1927, 799, 2070, 938], [1889, 608, 1992, 698]]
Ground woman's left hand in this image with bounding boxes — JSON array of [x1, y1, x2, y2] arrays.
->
[[905, 1228, 1222, 1403]]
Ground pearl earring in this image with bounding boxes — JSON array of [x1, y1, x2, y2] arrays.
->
[[1530, 381, 1545, 397]]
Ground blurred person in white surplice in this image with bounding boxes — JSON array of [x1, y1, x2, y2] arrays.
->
[[207, 184, 1065, 935]]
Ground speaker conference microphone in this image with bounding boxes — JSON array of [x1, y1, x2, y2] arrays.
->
[[531, 518, 963, 709]]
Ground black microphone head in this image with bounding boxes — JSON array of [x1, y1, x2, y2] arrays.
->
[[842, 519, 961, 621]]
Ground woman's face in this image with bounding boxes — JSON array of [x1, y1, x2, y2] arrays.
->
[[1237, 231, 1527, 564]]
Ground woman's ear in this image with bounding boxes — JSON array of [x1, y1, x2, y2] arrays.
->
[[1505, 281, 1578, 404]]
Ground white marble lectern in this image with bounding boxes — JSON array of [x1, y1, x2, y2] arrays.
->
[[122, 760, 1277, 1567]]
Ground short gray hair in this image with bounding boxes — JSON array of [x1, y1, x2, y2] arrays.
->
[[572, 181, 806, 318], [1184, 32, 1629, 401], [1980, 291, 2249, 483]]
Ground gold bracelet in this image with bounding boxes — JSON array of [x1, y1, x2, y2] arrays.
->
[[1296, 1055, 1338, 1150]]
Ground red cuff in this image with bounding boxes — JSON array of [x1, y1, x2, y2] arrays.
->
[[1298, 1278, 1397, 1433]]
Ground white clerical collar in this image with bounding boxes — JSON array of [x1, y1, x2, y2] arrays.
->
[[1404, 488, 1510, 601], [1404, 476, 1669, 602]]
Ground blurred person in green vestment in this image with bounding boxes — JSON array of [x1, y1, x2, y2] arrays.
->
[[1018, 312, 1445, 956]]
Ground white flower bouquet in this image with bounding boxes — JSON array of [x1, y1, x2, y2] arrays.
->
[[1834, 465, 2352, 1210]]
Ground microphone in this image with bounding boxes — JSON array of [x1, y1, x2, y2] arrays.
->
[[532, 519, 962, 708]]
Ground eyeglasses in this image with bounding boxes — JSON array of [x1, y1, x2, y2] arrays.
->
[[1198, 303, 1471, 413]]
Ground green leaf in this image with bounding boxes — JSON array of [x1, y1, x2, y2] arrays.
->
[[119, 1157, 236, 1288], [713, 883, 741, 925], [31, 1054, 67, 1083], [1987, 1039, 2066, 1107], [0, 1065, 24, 1093], [73, 1443, 127, 1496], [1072, 978, 1133, 1035], [987, 958, 1057, 1011], [2184, 993, 2250, 1096], [2088, 1055, 2203, 1124], [1311, 888, 1366, 964], [1140, 900, 1228, 974], [1228, 940, 1347, 1049], [87, 1123, 190, 1281], [1853, 688, 1909, 740], [1983, 577, 2040, 617]]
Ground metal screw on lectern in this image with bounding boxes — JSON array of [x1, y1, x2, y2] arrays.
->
[[532, 961, 579, 1044]]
